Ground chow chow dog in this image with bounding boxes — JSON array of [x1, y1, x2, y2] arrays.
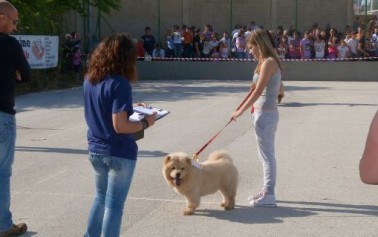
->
[[162, 150, 238, 215]]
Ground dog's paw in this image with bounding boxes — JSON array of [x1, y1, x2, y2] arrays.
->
[[223, 205, 235, 210], [183, 208, 194, 215], [222, 201, 235, 210]]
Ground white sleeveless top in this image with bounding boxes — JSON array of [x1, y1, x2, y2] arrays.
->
[[252, 66, 281, 111]]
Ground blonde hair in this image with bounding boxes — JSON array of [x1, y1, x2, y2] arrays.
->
[[247, 29, 282, 73]]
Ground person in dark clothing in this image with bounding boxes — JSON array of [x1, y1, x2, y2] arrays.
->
[[0, 1, 31, 236], [140, 26, 156, 56]]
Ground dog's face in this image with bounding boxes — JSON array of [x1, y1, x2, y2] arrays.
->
[[163, 152, 192, 187]]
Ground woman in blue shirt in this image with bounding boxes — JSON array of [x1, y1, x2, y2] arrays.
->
[[83, 33, 155, 237]]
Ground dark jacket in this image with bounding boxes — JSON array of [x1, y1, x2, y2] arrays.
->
[[0, 33, 31, 114]]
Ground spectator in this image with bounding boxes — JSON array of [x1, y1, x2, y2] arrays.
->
[[71, 46, 82, 82], [210, 44, 220, 58], [314, 34, 326, 59], [300, 31, 312, 59], [165, 28, 174, 58], [250, 20, 259, 31], [62, 34, 73, 73], [346, 31, 359, 58], [133, 38, 145, 59], [357, 27, 369, 57], [231, 24, 241, 38], [320, 30, 329, 58], [327, 36, 338, 59], [208, 32, 220, 53], [219, 41, 230, 58], [235, 30, 247, 59], [193, 28, 202, 58], [288, 31, 300, 59], [337, 39, 349, 59], [172, 25, 182, 57], [275, 25, 284, 47], [70, 31, 81, 48], [152, 42, 165, 58], [141, 26, 156, 56], [201, 24, 213, 57], [370, 27, 378, 57], [182, 25, 193, 57], [283, 29, 293, 45], [220, 31, 232, 55], [277, 35, 288, 59]]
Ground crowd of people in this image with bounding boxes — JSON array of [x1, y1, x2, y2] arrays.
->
[[61, 31, 83, 82], [138, 18, 378, 60]]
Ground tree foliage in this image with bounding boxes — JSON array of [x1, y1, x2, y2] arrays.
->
[[10, 0, 121, 34]]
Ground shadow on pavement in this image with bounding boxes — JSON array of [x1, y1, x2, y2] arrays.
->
[[195, 200, 378, 223], [15, 146, 87, 155], [280, 102, 378, 107], [196, 205, 314, 224]]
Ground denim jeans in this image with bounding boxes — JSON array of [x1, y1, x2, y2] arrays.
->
[[84, 153, 136, 237], [253, 110, 279, 195], [0, 112, 16, 232]]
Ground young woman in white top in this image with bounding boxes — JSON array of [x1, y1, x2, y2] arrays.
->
[[231, 29, 282, 207]]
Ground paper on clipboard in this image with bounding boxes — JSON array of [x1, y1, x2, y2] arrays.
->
[[129, 106, 170, 122]]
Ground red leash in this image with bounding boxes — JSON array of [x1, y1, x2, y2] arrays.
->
[[192, 89, 253, 161]]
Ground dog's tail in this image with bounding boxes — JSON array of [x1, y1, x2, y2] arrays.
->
[[207, 150, 233, 162]]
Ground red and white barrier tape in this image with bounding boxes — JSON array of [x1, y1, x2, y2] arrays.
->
[[138, 56, 378, 62]]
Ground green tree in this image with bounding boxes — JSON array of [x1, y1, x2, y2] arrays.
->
[[11, 0, 121, 95], [11, 0, 121, 35]]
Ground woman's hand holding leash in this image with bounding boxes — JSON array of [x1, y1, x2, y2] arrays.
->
[[231, 83, 255, 121], [231, 109, 243, 121]]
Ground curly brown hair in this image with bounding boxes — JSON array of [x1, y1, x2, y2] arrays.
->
[[86, 33, 137, 84]]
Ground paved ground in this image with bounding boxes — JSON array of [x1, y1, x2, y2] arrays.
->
[[9, 80, 378, 237]]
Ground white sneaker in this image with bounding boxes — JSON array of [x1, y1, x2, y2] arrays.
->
[[249, 193, 277, 207], [247, 191, 266, 201]]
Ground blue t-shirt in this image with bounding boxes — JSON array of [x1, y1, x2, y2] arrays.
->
[[83, 75, 138, 160]]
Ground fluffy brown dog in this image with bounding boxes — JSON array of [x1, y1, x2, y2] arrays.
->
[[162, 150, 238, 215]]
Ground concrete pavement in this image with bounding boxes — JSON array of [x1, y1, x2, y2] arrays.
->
[[10, 80, 378, 237]]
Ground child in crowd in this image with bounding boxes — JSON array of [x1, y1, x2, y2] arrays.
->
[[210, 44, 220, 58], [337, 39, 349, 59], [219, 41, 230, 58], [314, 34, 325, 59], [277, 36, 288, 59], [152, 42, 165, 58], [166, 29, 174, 58], [71, 46, 82, 82], [327, 36, 338, 59], [288, 31, 300, 59], [345, 31, 359, 58]]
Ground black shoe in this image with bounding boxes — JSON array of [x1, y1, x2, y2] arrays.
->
[[0, 223, 27, 237]]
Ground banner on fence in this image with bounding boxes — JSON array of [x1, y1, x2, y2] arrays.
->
[[12, 35, 59, 69]]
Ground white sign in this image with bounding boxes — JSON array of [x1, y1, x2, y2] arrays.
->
[[12, 35, 59, 69]]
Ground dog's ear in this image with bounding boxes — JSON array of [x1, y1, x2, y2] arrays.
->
[[164, 155, 171, 164], [185, 157, 192, 165]]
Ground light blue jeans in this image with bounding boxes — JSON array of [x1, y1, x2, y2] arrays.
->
[[252, 110, 279, 195], [0, 112, 16, 232], [84, 153, 136, 237]]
